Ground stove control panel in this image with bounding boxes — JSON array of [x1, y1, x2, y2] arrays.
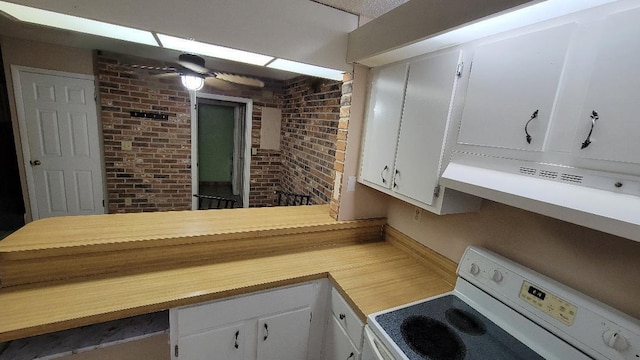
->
[[459, 246, 640, 360], [519, 280, 577, 326]]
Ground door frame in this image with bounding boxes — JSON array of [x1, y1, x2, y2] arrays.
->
[[11, 65, 105, 220], [190, 92, 252, 209]]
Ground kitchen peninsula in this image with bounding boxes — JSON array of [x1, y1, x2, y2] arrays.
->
[[0, 205, 456, 345]]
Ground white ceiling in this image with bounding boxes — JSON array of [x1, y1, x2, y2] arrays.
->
[[0, 0, 371, 81], [312, 0, 408, 19]]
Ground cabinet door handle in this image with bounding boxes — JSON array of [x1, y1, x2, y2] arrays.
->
[[581, 110, 599, 149], [347, 352, 355, 360], [524, 109, 539, 144], [263, 323, 269, 341], [234, 330, 239, 349], [380, 165, 389, 184], [393, 169, 399, 189]]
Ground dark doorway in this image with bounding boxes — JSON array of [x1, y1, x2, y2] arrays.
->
[[0, 45, 25, 237], [196, 100, 245, 208]]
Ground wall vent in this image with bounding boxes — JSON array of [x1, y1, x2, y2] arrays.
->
[[561, 173, 584, 184], [519, 167, 537, 176]]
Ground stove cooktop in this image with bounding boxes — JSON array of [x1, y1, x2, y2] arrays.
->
[[374, 294, 544, 360], [368, 246, 640, 360]]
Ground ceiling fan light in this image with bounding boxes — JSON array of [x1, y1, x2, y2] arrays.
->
[[181, 75, 204, 91]]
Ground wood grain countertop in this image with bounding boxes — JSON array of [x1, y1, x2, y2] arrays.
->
[[0, 206, 457, 342]]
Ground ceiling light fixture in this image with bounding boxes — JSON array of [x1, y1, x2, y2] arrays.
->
[[267, 59, 344, 81], [361, 0, 619, 66], [180, 74, 205, 91], [157, 34, 274, 66], [0, 1, 158, 46]]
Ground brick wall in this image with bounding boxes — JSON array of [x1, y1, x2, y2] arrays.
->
[[329, 73, 353, 219], [96, 51, 284, 212], [280, 77, 342, 205]]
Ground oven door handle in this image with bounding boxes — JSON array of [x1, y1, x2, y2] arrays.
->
[[364, 326, 396, 360]]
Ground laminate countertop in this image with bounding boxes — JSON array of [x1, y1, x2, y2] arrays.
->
[[0, 205, 456, 342]]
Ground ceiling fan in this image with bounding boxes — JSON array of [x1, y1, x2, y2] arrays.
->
[[129, 53, 265, 91]]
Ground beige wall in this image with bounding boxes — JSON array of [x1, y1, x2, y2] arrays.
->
[[387, 197, 640, 319], [0, 36, 94, 221]]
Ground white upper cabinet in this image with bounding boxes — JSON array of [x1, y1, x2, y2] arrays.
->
[[393, 50, 462, 205], [360, 62, 408, 188], [567, 7, 640, 166], [457, 24, 576, 152], [359, 48, 481, 214]]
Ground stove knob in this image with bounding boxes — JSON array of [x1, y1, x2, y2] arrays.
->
[[491, 270, 503, 283], [469, 263, 480, 275], [603, 330, 630, 352]]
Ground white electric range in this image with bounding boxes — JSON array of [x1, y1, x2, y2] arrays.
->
[[364, 246, 640, 360]]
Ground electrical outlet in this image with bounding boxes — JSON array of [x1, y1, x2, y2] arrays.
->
[[121, 141, 132, 151], [124, 198, 132, 206], [413, 207, 423, 223]]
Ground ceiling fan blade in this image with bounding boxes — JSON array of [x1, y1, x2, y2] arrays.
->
[[214, 73, 265, 88], [151, 72, 180, 79], [204, 77, 238, 90]]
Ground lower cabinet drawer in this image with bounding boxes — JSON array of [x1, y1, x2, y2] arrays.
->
[[330, 288, 364, 347], [324, 315, 361, 360]]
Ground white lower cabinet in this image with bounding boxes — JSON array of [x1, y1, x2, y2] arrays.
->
[[322, 288, 364, 360], [170, 281, 326, 360], [256, 308, 311, 360], [177, 322, 246, 360], [170, 281, 367, 360]]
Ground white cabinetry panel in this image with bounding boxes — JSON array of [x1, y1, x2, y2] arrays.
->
[[457, 24, 575, 151], [178, 323, 245, 360], [569, 7, 640, 165], [257, 307, 311, 360], [360, 62, 408, 188], [323, 316, 360, 360], [394, 50, 462, 205], [323, 289, 363, 360], [359, 48, 481, 214], [171, 282, 319, 360]]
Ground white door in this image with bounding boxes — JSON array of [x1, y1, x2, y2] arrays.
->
[[177, 323, 246, 360], [256, 307, 311, 360], [393, 50, 462, 205], [13, 67, 104, 219], [457, 24, 575, 151], [359, 62, 408, 188], [569, 7, 640, 165]]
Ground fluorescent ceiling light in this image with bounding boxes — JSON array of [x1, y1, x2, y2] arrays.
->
[[157, 34, 274, 66], [267, 59, 344, 81], [363, 0, 619, 67], [0, 1, 158, 46]]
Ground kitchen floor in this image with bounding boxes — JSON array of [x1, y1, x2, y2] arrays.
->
[[198, 182, 243, 208]]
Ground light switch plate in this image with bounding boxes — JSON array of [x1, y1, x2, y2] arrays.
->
[[347, 176, 356, 192]]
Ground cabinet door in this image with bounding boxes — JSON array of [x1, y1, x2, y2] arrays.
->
[[393, 50, 462, 205], [360, 62, 408, 188], [323, 316, 360, 360], [256, 307, 311, 360], [177, 323, 245, 360], [571, 7, 640, 165], [457, 24, 575, 151]]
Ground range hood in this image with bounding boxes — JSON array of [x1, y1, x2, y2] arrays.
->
[[441, 153, 640, 243]]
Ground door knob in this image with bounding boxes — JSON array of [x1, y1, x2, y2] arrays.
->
[[30, 160, 41, 166]]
